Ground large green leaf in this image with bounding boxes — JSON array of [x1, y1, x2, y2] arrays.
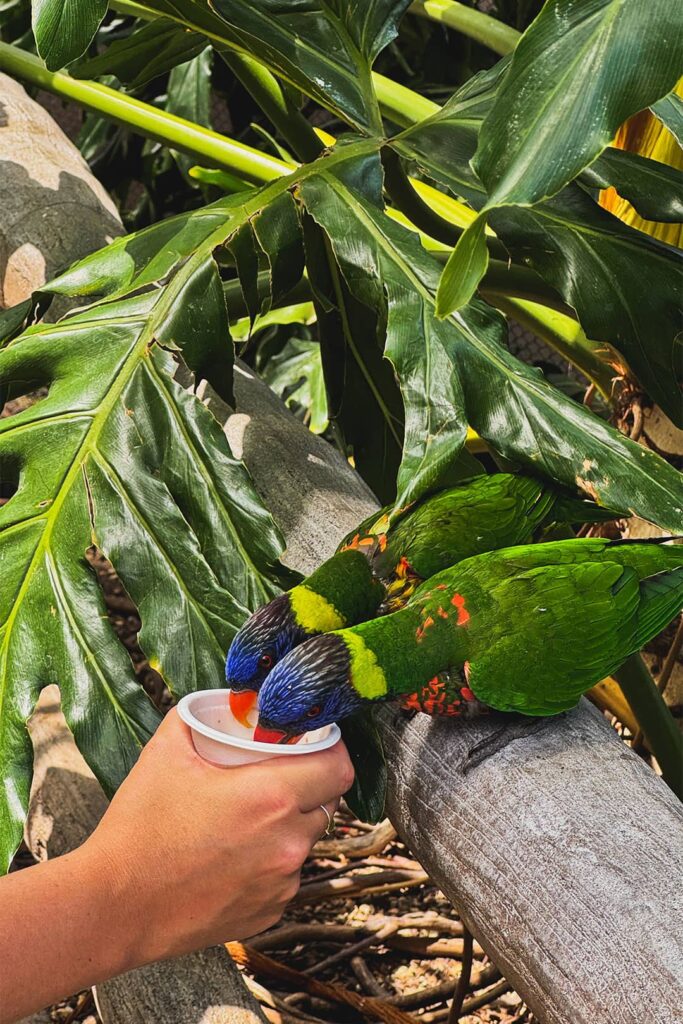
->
[[261, 336, 329, 435], [73, 18, 206, 86], [299, 150, 683, 526], [302, 181, 405, 503], [0, 174, 321, 870], [341, 711, 387, 823], [475, 0, 683, 210], [145, 0, 412, 130], [580, 149, 683, 224], [166, 46, 213, 178], [0, 297, 290, 872], [393, 74, 683, 423], [32, 0, 107, 69], [437, 0, 683, 312]]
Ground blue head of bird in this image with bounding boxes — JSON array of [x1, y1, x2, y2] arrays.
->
[[254, 633, 364, 743], [226, 594, 307, 726]]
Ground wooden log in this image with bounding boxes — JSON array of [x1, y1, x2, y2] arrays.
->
[[0, 73, 123, 312], [219, 365, 683, 1024]]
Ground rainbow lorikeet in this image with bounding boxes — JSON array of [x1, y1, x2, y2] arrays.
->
[[226, 473, 615, 725], [252, 538, 683, 743]]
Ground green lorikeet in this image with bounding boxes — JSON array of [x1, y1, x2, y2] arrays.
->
[[226, 473, 614, 724], [253, 538, 683, 743]]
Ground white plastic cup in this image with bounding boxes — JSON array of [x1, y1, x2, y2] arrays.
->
[[177, 688, 341, 766]]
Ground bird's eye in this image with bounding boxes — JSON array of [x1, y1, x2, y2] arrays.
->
[[258, 653, 274, 670], [306, 705, 321, 718]]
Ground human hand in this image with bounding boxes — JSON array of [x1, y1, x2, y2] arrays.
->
[[83, 707, 354, 969]]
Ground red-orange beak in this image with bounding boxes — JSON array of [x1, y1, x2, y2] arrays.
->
[[253, 725, 302, 745], [229, 689, 257, 728]]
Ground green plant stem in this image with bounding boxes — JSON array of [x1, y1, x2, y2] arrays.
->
[[219, 50, 324, 163], [489, 295, 617, 398], [373, 71, 439, 127], [0, 41, 288, 185], [478, 266, 572, 318], [614, 654, 683, 801], [409, 0, 520, 56]]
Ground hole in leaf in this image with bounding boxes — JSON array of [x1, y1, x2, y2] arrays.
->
[[0, 456, 19, 508], [0, 383, 49, 420], [86, 546, 171, 712]]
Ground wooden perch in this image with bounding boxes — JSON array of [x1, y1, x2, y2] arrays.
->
[[223, 364, 683, 1024]]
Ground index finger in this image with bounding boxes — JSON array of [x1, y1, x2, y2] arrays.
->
[[251, 741, 354, 813]]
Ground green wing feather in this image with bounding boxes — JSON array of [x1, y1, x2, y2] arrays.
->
[[456, 540, 683, 716], [466, 561, 640, 715], [634, 566, 683, 649], [378, 475, 550, 579], [338, 474, 620, 585]]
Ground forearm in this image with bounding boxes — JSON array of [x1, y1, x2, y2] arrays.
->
[[0, 843, 137, 1023]]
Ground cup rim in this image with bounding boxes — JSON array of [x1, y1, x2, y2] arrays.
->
[[176, 688, 341, 754]]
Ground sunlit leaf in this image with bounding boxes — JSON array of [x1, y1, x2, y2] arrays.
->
[[148, 0, 413, 130], [0, 170, 322, 871], [651, 91, 683, 148], [394, 73, 683, 421], [32, 0, 107, 69], [582, 149, 683, 224], [474, 0, 683, 210], [436, 0, 683, 310]]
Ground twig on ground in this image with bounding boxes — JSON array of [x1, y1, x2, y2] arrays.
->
[[227, 942, 419, 1024], [390, 963, 500, 1009], [253, 914, 470, 956], [63, 990, 95, 1024], [350, 956, 390, 998], [304, 921, 399, 974], [422, 979, 512, 1022], [312, 819, 397, 859], [293, 867, 428, 905], [389, 934, 478, 959], [270, 994, 332, 1024]]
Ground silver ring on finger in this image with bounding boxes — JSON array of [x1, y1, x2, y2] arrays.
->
[[319, 803, 335, 837]]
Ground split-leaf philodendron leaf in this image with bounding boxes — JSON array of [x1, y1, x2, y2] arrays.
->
[[142, 0, 412, 131], [0, 179, 320, 872], [437, 0, 683, 313], [299, 150, 683, 525], [73, 18, 206, 87]]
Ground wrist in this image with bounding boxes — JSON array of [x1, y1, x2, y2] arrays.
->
[[74, 836, 150, 978]]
